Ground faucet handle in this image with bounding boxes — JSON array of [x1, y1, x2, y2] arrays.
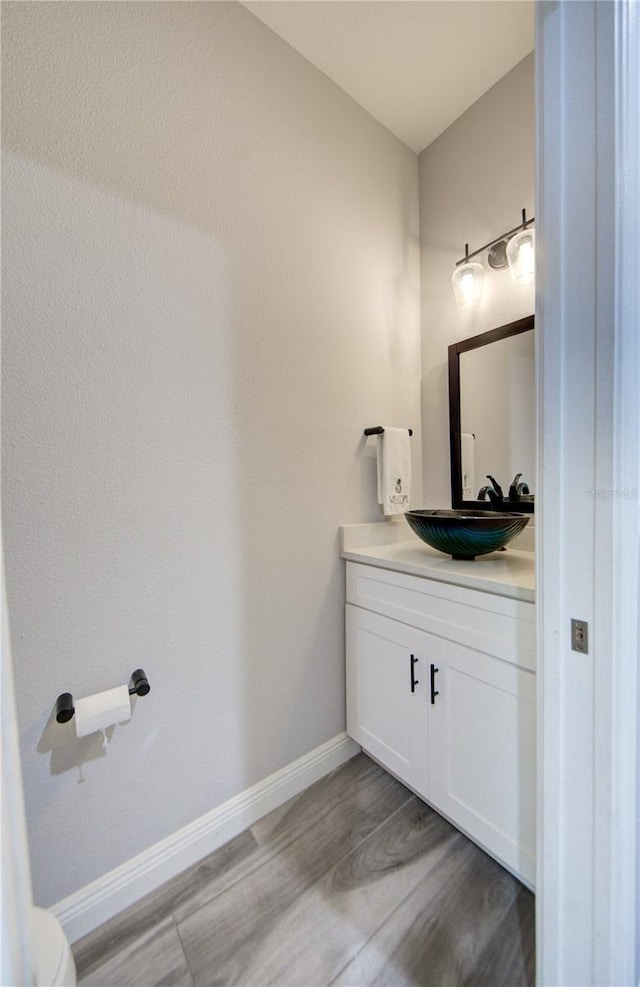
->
[[486, 474, 504, 499], [509, 473, 531, 499], [509, 473, 523, 501]]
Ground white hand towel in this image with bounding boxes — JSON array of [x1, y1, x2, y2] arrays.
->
[[377, 427, 412, 516], [461, 432, 476, 500]]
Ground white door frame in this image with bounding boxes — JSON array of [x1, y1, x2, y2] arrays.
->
[[536, 1, 640, 983], [1, 548, 35, 986]]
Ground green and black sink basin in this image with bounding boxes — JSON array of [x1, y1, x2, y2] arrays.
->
[[405, 509, 529, 561]]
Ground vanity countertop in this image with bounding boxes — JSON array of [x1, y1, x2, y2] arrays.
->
[[340, 521, 535, 603]]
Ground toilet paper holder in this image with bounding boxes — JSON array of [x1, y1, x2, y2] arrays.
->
[[55, 669, 150, 724]]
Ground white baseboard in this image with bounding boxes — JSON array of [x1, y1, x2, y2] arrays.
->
[[52, 732, 360, 943]]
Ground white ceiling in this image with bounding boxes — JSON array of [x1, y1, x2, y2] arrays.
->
[[241, 1, 534, 154]]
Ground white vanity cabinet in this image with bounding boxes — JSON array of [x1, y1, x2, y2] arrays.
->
[[345, 560, 536, 888]]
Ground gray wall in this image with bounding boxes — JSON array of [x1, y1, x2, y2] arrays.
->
[[419, 54, 535, 507], [1, 1, 421, 906]]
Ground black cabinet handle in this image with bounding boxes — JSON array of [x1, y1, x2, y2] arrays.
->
[[430, 664, 439, 704], [410, 654, 419, 693]]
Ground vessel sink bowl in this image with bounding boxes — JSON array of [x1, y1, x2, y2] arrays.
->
[[405, 509, 529, 560]]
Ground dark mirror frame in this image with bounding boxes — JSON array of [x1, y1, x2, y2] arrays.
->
[[448, 315, 535, 513]]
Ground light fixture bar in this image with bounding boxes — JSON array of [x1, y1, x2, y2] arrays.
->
[[455, 208, 535, 267]]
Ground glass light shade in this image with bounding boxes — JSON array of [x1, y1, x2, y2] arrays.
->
[[451, 261, 484, 311], [506, 228, 536, 285]]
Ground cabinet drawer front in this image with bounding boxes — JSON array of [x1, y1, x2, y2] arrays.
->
[[346, 562, 535, 671]]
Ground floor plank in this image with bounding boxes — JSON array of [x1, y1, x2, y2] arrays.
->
[[249, 754, 395, 850], [171, 754, 411, 928], [77, 917, 193, 987], [464, 884, 535, 987], [333, 837, 533, 987], [73, 829, 258, 980], [190, 799, 465, 987], [177, 763, 413, 984]]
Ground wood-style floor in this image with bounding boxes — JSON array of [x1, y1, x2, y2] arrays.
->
[[72, 753, 534, 987]]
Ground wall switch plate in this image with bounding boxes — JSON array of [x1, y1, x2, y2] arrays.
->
[[571, 619, 589, 654]]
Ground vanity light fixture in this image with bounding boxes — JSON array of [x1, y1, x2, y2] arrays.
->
[[506, 225, 536, 285], [451, 247, 484, 311], [452, 208, 535, 309]]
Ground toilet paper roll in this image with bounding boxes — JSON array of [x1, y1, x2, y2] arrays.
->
[[75, 685, 132, 738]]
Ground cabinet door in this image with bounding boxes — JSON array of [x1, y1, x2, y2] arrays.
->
[[346, 605, 428, 793], [427, 636, 536, 886]]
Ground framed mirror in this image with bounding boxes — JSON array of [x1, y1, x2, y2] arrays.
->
[[448, 315, 535, 513]]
